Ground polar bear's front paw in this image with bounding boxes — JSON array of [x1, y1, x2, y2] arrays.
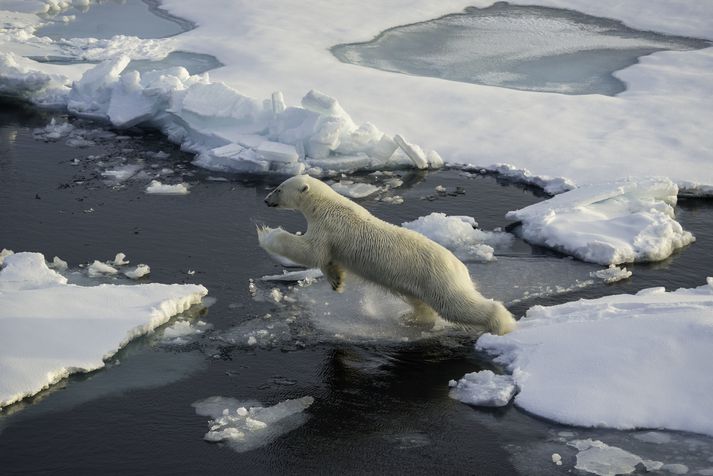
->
[[324, 261, 345, 293]]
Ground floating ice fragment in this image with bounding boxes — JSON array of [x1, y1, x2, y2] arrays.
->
[[145, 180, 190, 195], [124, 264, 150, 280], [192, 396, 314, 452], [0, 249, 15, 266], [49, 256, 68, 272], [552, 453, 562, 466], [402, 213, 512, 262], [590, 265, 632, 283], [448, 370, 516, 407], [330, 181, 380, 198], [87, 260, 118, 277]]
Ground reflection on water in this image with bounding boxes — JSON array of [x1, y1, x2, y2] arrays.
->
[[332, 2, 709, 95]]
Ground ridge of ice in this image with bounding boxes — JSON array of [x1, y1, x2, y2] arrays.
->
[[0, 52, 442, 176], [0, 251, 208, 408]]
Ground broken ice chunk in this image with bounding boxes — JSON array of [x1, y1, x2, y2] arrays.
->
[[256, 141, 299, 163], [448, 370, 516, 407]]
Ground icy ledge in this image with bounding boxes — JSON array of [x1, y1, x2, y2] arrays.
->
[[467, 278, 713, 437], [506, 177, 695, 265], [0, 53, 442, 176], [0, 252, 207, 409]]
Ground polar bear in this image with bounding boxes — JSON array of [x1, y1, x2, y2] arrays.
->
[[257, 175, 516, 335]]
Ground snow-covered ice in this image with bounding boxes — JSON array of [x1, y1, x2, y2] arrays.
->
[[448, 370, 516, 407], [1, 1, 712, 192], [506, 177, 695, 265], [0, 252, 207, 408], [402, 212, 513, 262], [474, 278, 713, 436], [192, 396, 314, 452], [145, 180, 190, 195]]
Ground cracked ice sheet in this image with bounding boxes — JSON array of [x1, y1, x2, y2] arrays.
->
[[475, 278, 713, 437], [155, 0, 713, 194], [506, 177, 695, 265], [0, 252, 207, 408]]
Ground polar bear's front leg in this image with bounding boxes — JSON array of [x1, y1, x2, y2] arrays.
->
[[323, 261, 346, 293], [257, 226, 319, 268]]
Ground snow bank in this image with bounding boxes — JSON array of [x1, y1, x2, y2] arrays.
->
[[192, 396, 314, 452], [473, 278, 713, 436], [506, 177, 695, 265], [0, 252, 207, 408], [402, 212, 513, 262]]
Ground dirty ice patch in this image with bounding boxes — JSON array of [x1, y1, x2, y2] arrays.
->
[[192, 396, 314, 452], [506, 177, 695, 265], [402, 212, 513, 262], [0, 252, 207, 408], [475, 279, 713, 436]]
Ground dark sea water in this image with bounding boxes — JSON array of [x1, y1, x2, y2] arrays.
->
[[1, 101, 712, 475]]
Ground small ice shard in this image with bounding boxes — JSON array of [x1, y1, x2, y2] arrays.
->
[[87, 260, 118, 277], [113, 253, 129, 266], [145, 180, 190, 195], [330, 181, 380, 199], [448, 370, 516, 407], [101, 164, 142, 182], [0, 248, 15, 266], [590, 265, 632, 283], [552, 453, 562, 466], [49, 256, 68, 271], [260, 268, 323, 282], [394, 134, 428, 169], [124, 264, 150, 280]]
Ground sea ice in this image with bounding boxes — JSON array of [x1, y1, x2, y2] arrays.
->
[[475, 279, 713, 436], [506, 177, 695, 265], [448, 370, 516, 407], [402, 213, 513, 262], [145, 180, 190, 195], [0, 252, 207, 408], [192, 396, 314, 452]]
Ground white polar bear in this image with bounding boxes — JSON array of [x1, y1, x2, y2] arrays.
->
[[257, 175, 516, 335]]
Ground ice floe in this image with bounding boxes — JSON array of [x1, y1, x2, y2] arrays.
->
[[402, 212, 513, 262], [590, 265, 632, 284], [192, 396, 314, 452], [569, 439, 663, 476], [472, 278, 713, 436], [0, 251, 207, 408], [506, 177, 695, 265]]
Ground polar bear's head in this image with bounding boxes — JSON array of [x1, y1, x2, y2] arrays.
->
[[264, 175, 323, 209]]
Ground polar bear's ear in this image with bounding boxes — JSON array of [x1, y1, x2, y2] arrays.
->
[[299, 183, 310, 193]]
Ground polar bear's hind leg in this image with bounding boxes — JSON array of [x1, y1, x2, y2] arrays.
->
[[323, 261, 346, 293]]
